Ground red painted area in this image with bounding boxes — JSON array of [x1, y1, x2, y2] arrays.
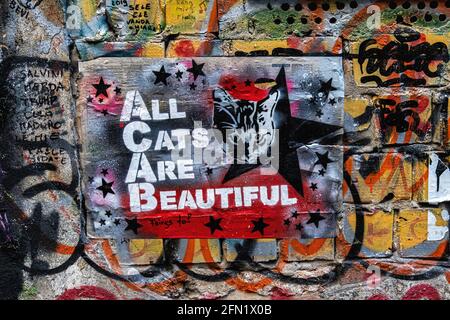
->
[[56, 286, 117, 300], [402, 284, 441, 300], [367, 284, 441, 300], [287, 35, 301, 49], [270, 287, 294, 300], [121, 169, 329, 238], [174, 40, 196, 57], [218, 75, 271, 101]]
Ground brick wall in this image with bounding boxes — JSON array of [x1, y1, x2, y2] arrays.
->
[[0, 0, 449, 300]]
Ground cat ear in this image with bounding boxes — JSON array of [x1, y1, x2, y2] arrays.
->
[[257, 89, 280, 111], [213, 87, 235, 105], [213, 88, 240, 129]]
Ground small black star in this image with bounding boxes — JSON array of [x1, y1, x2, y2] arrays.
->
[[318, 168, 326, 176], [295, 223, 303, 231], [306, 210, 326, 228], [204, 216, 223, 235], [101, 169, 109, 176], [318, 78, 337, 98], [190, 83, 197, 91], [314, 151, 333, 170], [99, 98, 104, 103], [245, 79, 252, 86], [329, 98, 337, 106], [114, 87, 122, 95], [87, 96, 93, 103], [105, 210, 112, 218], [186, 59, 205, 81], [88, 176, 94, 184], [92, 77, 111, 97], [316, 110, 323, 118], [125, 218, 142, 235], [153, 65, 171, 86], [284, 218, 291, 226], [114, 218, 121, 226], [175, 70, 183, 80], [310, 182, 318, 191], [96, 178, 115, 198], [291, 210, 300, 219], [251, 218, 269, 235], [99, 219, 106, 226], [206, 167, 213, 175], [101, 109, 108, 116]]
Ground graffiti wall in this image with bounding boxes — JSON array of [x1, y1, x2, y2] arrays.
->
[[0, 0, 450, 300]]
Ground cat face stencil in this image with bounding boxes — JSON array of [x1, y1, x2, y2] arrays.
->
[[213, 76, 282, 165]]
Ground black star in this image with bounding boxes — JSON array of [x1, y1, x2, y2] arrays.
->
[[175, 70, 183, 80], [189, 83, 197, 91], [310, 182, 318, 191], [186, 59, 205, 81], [153, 65, 171, 86], [318, 168, 326, 176], [114, 86, 122, 95], [88, 176, 94, 184], [306, 210, 326, 228], [291, 210, 300, 219], [329, 98, 337, 106], [245, 79, 252, 86], [101, 169, 108, 176], [99, 219, 106, 226], [125, 218, 142, 235], [105, 210, 112, 218], [92, 77, 111, 98], [87, 96, 93, 103], [316, 110, 323, 118], [206, 167, 213, 175], [99, 98, 104, 103], [114, 218, 121, 226], [219, 67, 342, 198], [295, 223, 303, 231], [204, 216, 223, 235], [96, 178, 115, 198], [318, 78, 337, 98], [101, 109, 108, 116], [314, 151, 333, 170], [283, 218, 291, 226], [251, 218, 269, 235]]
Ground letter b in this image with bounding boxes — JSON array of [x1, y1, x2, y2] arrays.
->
[[129, 183, 157, 212]]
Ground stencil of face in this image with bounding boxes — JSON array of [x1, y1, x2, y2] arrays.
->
[[213, 87, 280, 164]]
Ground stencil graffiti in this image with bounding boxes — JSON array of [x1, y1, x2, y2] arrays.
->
[[78, 57, 343, 239]]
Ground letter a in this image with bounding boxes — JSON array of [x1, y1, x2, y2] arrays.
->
[[120, 90, 152, 122]]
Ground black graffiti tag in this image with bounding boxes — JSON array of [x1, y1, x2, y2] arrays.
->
[[357, 32, 449, 86], [375, 98, 421, 134], [17, 0, 43, 9]]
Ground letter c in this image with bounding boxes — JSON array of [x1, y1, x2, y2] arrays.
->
[[123, 121, 152, 152]]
